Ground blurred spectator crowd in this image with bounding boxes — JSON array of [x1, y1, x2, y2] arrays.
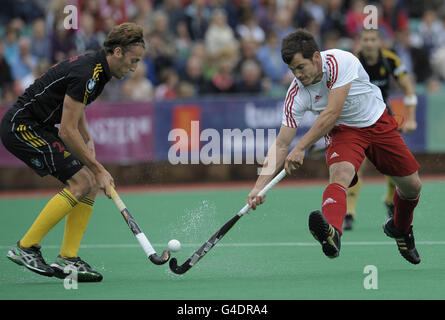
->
[[0, 0, 444, 105]]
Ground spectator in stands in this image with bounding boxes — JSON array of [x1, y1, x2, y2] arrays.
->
[[415, 9, 442, 58], [321, 0, 347, 38], [180, 54, 208, 96], [255, 0, 278, 33], [305, 16, 323, 49], [345, 0, 366, 37], [75, 12, 101, 53], [306, 0, 325, 27], [96, 14, 117, 49], [0, 40, 14, 104], [156, 0, 185, 32], [80, 0, 104, 32], [290, 0, 313, 29], [235, 59, 264, 94], [151, 10, 177, 58], [177, 81, 195, 98], [121, 60, 155, 101], [204, 58, 236, 94], [3, 22, 21, 64], [8, 37, 38, 88], [174, 20, 193, 69], [235, 0, 256, 28], [255, 30, 289, 86], [50, 19, 76, 63], [204, 9, 239, 61], [30, 18, 51, 62], [323, 30, 341, 50], [184, 0, 211, 41], [394, 29, 432, 84], [144, 31, 175, 85], [233, 39, 263, 80], [17, 59, 50, 95], [380, 0, 410, 35], [431, 10, 445, 86], [437, 8, 445, 50], [155, 68, 179, 100], [235, 12, 265, 45], [211, 0, 239, 30], [272, 8, 295, 43], [100, 0, 129, 26]]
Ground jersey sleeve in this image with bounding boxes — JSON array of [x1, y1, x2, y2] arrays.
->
[[281, 79, 306, 128], [65, 59, 94, 105], [326, 51, 360, 89], [385, 50, 407, 81]]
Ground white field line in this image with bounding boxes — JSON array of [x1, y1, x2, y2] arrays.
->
[[1, 241, 445, 250]]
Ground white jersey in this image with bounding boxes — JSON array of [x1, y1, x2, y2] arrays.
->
[[282, 49, 386, 128]]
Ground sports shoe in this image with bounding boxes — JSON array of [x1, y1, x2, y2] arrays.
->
[[6, 241, 55, 277], [343, 213, 354, 231], [382, 217, 421, 264], [384, 201, 395, 217], [309, 210, 341, 258], [51, 255, 103, 282]]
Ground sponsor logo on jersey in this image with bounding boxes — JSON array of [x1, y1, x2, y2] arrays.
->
[[86, 78, 96, 93]]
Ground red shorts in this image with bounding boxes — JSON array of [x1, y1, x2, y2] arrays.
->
[[325, 109, 420, 187]]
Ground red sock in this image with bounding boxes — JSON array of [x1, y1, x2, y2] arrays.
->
[[321, 183, 347, 235], [393, 189, 419, 234]]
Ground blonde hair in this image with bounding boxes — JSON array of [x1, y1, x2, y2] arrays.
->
[[103, 22, 145, 54]]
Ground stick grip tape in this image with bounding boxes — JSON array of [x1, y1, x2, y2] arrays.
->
[[135, 233, 156, 257]]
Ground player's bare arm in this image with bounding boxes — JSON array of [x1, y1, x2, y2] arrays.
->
[[59, 94, 114, 196], [248, 125, 297, 210], [78, 110, 95, 157], [398, 74, 417, 134], [285, 82, 351, 175]]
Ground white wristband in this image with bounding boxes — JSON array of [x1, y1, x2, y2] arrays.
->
[[404, 95, 417, 106]]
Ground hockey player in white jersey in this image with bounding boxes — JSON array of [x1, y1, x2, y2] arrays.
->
[[247, 29, 422, 265]]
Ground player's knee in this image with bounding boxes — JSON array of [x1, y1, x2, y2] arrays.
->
[[399, 176, 422, 199], [87, 183, 100, 198], [329, 162, 355, 187], [407, 178, 422, 199], [66, 169, 95, 200]]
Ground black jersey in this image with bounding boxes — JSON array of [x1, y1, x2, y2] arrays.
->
[[357, 49, 407, 102], [10, 49, 111, 126]]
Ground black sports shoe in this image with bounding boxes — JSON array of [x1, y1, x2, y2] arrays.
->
[[309, 210, 341, 258], [51, 255, 103, 282], [384, 201, 395, 217], [6, 241, 55, 277], [343, 213, 354, 231], [382, 217, 421, 264]]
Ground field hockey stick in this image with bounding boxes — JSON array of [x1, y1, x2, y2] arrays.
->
[[110, 186, 170, 265], [169, 169, 287, 274]]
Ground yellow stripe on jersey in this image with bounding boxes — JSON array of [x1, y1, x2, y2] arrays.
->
[[382, 49, 407, 81], [83, 63, 103, 105], [92, 64, 103, 81], [381, 49, 402, 67]]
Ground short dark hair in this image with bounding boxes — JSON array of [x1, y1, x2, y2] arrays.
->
[[359, 27, 383, 38], [281, 29, 319, 65], [103, 22, 145, 55]]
